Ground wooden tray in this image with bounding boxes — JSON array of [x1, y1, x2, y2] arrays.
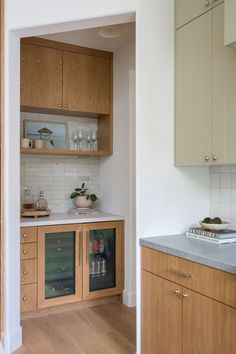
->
[[21, 209, 50, 218]]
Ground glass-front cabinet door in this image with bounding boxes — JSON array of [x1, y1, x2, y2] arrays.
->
[[38, 224, 83, 308], [82, 221, 124, 300]]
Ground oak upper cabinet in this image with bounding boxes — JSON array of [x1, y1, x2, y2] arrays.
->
[[183, 288, 236, 354], [212, 3, 236, 164], [21, 43, 63, 110], [63, 51, 110, 114], [176, 0, 212, 29], [175, 11, 212, 165], [142, 270, 182, 354]]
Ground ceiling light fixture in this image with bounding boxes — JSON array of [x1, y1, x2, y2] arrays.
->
[[97, 26, 122, 39]]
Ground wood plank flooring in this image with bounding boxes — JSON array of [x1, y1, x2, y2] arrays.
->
[[14, 302, 136, 354]]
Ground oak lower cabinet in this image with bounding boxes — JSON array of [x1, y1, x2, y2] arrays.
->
[[35, 221, 124, 310], [142, 271, 182, 354], [141, 247, 236, 354]]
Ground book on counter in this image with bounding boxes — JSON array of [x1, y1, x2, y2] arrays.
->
[[188, 227, 236, 239], [186, 232, 236, 244]]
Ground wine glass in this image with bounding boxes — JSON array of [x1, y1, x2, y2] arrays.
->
[[86, 131, 92, 150], [77, 129, 85, 150], [71, 129, 78, 150], [91, 130, 97, 151]]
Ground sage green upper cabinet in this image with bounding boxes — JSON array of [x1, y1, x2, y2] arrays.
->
[[175, 0, 212, 29], [212, 3, 236, 164], [175, 11, 212, 165]]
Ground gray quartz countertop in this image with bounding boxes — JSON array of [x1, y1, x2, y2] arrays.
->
[[140, 234, 236, 275], [20, 210, 124, 227]]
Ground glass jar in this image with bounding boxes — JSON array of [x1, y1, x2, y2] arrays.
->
[[35, 191, 48, 211], [23, 186, 34, 210]]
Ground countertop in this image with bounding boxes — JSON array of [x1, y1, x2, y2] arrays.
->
[[20, 210, 125, 227], [140, 234, 236, 275]]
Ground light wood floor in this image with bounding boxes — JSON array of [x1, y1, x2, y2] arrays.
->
[[14, 302, 136, 354]]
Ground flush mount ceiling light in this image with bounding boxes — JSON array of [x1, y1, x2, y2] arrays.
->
[[97, 26, 122, 39]]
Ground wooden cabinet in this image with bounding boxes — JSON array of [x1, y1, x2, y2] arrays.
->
[[175, 2, 236, 166], [175, 11, 212, 165], [142, 271, 182, 354], [20, 37, 112, 116], [20, 227, 38, 313], [31, 221, 124, 311], [20, 37, 113, 157], [63, 51, 110, 114], [141, 247, 236, 354], [183, 288, 236, 354], [21, 43, 63, 110], [224, 0, 236, 46]]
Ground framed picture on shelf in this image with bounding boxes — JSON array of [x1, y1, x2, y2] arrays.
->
[[24, 120, 68, 149]]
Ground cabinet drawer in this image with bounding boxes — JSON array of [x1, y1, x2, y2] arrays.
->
[[21, 227, 37, 243], [21, 243, 37, 260], [21, 259, 37, 284], [142, 247, 236, 308], [21, 283, 37, 312]]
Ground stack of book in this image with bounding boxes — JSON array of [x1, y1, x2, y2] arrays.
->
[[186, 227, 236, 244]]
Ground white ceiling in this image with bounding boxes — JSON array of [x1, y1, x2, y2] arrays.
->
[[40, 22, 135, 52]]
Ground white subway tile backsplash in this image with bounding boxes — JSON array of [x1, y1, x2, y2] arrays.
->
[[20, 113, 100, 213], [209, 166, 236, 227]]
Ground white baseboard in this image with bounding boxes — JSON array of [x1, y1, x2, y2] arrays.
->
[[122, 290, 136, 307], [2, 326, 22, 354]]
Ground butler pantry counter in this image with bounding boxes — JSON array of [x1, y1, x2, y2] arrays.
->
[[20, 210, 125, 227], [140, 234, 236, 275]]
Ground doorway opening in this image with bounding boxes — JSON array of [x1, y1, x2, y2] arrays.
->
[[17, 18, 136, 354]]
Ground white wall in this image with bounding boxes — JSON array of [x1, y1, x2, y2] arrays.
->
[[135, 1, 209, 353], [100, 38, 136, 307], [4, 1, 210, 353]]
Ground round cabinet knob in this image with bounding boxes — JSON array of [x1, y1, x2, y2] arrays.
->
[[205, 155, 210, 162], [23, 249, 27, 255], [23, 296, 27, 302], [182, 293, 188, 299], [205, 0, 210, 7], [57, 103, 62, 108], [212, 155, 217, 161], [173, 289, 181, 296], [64, 104, 69, 109], [23, 270, 28, 275], [57, 247, 62, 252], [23, 233, 27, 239]]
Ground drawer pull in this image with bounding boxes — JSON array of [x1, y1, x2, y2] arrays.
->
[[23, 296, 27, 302], [182, 293, 188, 299], [23, 249, 28, 255], [23, 270, 28, 275], [173, 289, 181, 296], [23, 233, 27, 239], [169, 267, 191, 278]]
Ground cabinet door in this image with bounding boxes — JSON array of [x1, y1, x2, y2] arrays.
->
[[142, 271, 183, 354], [21, 43, 63, 110], [38, 225, 83, 308], [176, 0, 212, 29], [212, 3, 236, 164], [63, 51, 110, 114], [82, 221, 124, 300], [175, 11, 212, 166], [212, 0, 224, 8], [183, 288, 236, 354]]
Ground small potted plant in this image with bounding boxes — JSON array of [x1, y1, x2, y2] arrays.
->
[[70, 182, 98, 208]]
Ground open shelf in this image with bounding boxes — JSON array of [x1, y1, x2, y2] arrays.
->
[[20, 148, 112, 157]]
